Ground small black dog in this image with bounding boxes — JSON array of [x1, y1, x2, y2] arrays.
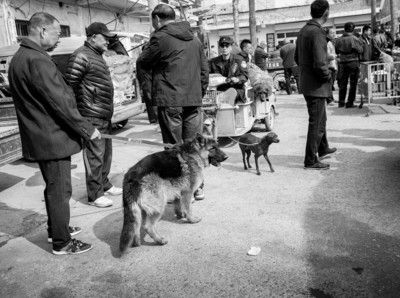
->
[[238, 132, 280, 175]]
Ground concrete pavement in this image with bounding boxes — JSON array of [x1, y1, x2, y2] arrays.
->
[[1, 94, 400, 297]]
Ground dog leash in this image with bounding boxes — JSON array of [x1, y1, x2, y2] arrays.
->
[[226, 132, 274, 146], [101, 133, 174, 148]]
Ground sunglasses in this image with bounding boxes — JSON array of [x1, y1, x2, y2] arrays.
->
[[219, 43, 231, 48]]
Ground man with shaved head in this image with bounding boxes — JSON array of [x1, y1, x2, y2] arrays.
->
[[8, 12, 100, 255]]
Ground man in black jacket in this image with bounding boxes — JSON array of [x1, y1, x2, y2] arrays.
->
[[209, 36, 249, 104], [8, 12, 100, 255], [136, 4, 209, 199], [335, 22, 363, 108], [295, 0, 336, 170], [280, 39, 301, 95], [66, 22, 122, 208]]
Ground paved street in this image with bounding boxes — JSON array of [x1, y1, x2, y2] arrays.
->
[[1, 94, 400, 297]]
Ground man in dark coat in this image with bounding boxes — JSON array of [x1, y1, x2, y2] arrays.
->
[[66, 22, 122, 208], [280, 39, 301, 94], [8, 12, 100, 255], [360, 25, 378, 62], [295, 0, 336, 170], [335, 22, 363, 108], [209, 36, 249, 104], [136, 4, 209, 200], [254, 42, 269, 70], [137, 4, 208, 145]]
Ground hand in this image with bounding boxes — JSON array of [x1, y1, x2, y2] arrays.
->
[[230, 77, 240, 83], [90, 128, 101, 140]]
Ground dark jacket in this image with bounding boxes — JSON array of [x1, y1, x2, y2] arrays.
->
[[136, 21, 208, 107], [8, 38, 94, 161], [238, 51, 250, 63], [280, 42, 297, 68], [295, 19, 331, 97], [65, 42, 114, 120], [254, 46, 269, 70], [209, 54, 248, 90], [360, 34, 380, 62], [335, 32, 363, 63]]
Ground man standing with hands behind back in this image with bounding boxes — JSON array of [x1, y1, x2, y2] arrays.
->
[[295, 0, 337, 170], [136, 3, 209, 200], [8, 12, 101, 255]]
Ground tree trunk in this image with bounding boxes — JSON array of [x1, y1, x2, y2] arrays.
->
[[232, 0, 240, 46], [390, 0, 398, 39], [371, 0, 377, 33], [249, 0, 256, 46]]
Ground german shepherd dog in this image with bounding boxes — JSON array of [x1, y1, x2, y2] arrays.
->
[[119, 134, 228, 255], [238, 132, 280, 175]]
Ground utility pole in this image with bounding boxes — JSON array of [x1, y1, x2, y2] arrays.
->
[[371, 0, 377, 32], [390, 0, 398, 38], [232, 0, 240, 46], [249, 0, 256, 45]]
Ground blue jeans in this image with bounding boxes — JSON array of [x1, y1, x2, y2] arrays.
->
[[83, 117, 113, 202]]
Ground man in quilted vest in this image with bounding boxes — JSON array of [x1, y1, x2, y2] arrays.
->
[[66, 22, 122, 208]]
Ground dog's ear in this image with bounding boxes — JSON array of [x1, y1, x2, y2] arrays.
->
[[195, 133, 206, 145]]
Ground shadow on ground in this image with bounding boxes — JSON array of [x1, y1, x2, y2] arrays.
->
[[304, 128, 400, 296]]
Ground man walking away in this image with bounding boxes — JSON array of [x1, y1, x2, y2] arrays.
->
[[136, 4, 209, 199], [8, 12, 101, 254], [335, 22, 363, 108], [254, 41, 269, 70], [295, 0, 337, 170], [280, 39, 301, 94], [66, 22, 123, 208]]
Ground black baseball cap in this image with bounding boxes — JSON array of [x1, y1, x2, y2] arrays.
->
[[218, 36, 234, 46], [85, 22, 116, 38]]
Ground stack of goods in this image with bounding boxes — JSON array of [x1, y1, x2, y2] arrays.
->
[[247, 63, 274, 96], [103, 54, 136, 105]]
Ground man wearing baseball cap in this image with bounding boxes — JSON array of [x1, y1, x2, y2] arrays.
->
[[65, 22, 122, 208], [209, 36, 248, 104]]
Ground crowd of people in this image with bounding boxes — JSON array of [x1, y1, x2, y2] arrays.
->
[[6, 0, 399, 256]]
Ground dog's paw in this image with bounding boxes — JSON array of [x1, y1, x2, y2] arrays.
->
[[271, 169, 275, 173], [248, 165, 252, 168], [256, 172, 261, 176], [156, 238, 168, 245], [187, 216, 202, 224]]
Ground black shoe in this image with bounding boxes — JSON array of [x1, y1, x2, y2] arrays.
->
[[345, 103, 355, 108], [304, 162, 330, 170], [338, 103, 345, 108], [48, 226, 82, 243], [319, 147, 337, 159], [52, 239, 93, 255]]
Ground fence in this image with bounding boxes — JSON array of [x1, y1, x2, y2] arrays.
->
[[358, 61, 400, 107]]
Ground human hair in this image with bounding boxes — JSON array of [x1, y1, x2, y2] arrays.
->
[[344, 22, 355, 33], [240, 39, 252, 50], [28, 12, 59, 33], [362, 25, 371, 33], [151, 3, 175, 20], [310, 0, 329, 19]]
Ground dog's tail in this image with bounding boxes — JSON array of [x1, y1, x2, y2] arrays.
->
[[119, 178, 142, 256]]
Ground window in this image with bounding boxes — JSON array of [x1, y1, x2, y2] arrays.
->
[[277, 33, 285, 39], [15, 20, 29, 37], [286, 32, 298, 38], [60, 25, 70, 37]]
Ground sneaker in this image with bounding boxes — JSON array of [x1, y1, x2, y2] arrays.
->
[[319, 147, 337, 159], [194, 188, 205, 201], [104, 186, 123, 196], [304, 162, 330, 170], [48, 226, 82, 243], [52, 239, 93, 255], [89, 196, 113, 208]]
